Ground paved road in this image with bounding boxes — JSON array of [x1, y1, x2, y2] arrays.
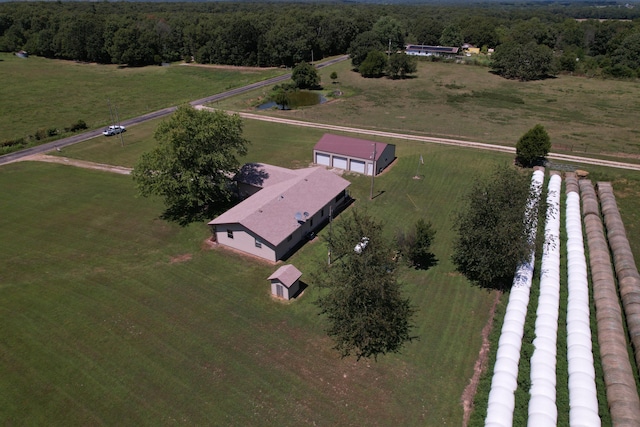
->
[[0, 55, 348, 166]]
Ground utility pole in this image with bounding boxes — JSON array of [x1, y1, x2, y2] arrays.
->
[[328, 205, 333, 265], [115, 105, 124, 147], [108, 99, 115, 128], [370, 142, 377, 200]]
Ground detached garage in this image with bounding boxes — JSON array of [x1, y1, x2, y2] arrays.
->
[[313, 134, 396, 176]]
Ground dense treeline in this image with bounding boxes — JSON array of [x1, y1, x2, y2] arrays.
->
[[2, 1, 640, 76]]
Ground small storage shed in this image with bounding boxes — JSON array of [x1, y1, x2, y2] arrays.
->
[[267, 264, 302, 300], [313, 134, 395, 176]]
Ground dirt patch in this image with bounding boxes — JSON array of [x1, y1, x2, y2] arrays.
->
[[461, 291, 502, 427], [21, 154, 132, 175], [169, 253, 192, 264]]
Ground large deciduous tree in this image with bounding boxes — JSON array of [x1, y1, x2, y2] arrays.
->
[[386, 53, 417, 79], [359, 50, 388, 78], [491, 41, 553, 81], [315, 210, 417, 360], [451, 164, 541, 290], [372, 16, 405, 52], [131, 105, 249, 225], [516, 124, 551, 167], [291, 61, 320, 89], [439, 23, 464, 47], [349, 30, 385, 69]]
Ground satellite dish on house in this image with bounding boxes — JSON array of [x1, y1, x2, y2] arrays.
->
[[303, 212, 309, 218], [295, 212, 303, 222]]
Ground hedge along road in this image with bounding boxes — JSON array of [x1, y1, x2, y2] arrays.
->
[[0, 55, 348, 166]]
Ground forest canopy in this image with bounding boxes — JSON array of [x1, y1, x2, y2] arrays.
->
[[2, 2, 640, 77]]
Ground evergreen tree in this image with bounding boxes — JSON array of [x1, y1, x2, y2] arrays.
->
[[516, 124, 551, 167]]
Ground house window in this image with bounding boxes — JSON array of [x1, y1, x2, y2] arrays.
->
[[255, 238, 262, 248], [287, 235, 292, 242], [227, 230, 233, 239], [321, 208, 324, 217], [310, 218, 313, 227], [276, 284, 284, 298], [336, 191, 345, 202]]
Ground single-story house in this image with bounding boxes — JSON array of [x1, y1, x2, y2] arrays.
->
[[267, 264, 302, 300], [405, 44, 459, 57], [209, 163, 350, 262], [313, 134, 395, 176]]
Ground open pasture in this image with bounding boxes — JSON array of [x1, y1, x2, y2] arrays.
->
[[0, 53, 282, 142], [218, 59, 640, 163]]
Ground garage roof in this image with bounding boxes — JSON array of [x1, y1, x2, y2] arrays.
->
[[314, 134, 389, 161]]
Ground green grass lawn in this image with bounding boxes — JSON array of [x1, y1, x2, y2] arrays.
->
[[217, 59, 640, 163], [4, 54, 640, 426], [0, 53, 283, 142], [1, 131, 512, 425]]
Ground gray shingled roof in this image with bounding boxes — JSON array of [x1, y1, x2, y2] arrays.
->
[[209, 165, 350, 247], [267, 264, 302, 288], [314, 134, 388, 161], [235, 163, 299, 189]]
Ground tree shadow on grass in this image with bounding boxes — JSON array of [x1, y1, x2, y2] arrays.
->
[[411, 253, 439, 271]]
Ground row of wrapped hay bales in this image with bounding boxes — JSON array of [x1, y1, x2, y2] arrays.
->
[[565, 173, 600, 426], [485, 168, 545, 427], [597, 182, 640, 371], [528, 173, 562, 426], [580, 179, 640, 426]]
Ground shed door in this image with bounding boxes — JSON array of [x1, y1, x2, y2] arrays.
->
[[316, 153, 330, 166], [332, 157, 348, 170], [276, 284, 284, 298], [350, 160, 366, 174]]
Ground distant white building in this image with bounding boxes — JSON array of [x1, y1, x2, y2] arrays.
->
[[405, 44, 459, 57]]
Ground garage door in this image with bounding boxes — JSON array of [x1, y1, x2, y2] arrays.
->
[[350, 160, 366, 174], [332, 157, 348, 170], [316, 153, 330, 166]]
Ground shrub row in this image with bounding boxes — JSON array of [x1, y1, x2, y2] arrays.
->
[[1, 120, 87, 153]]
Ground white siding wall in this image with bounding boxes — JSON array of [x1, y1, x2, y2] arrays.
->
[[215, 224, 277, 262]]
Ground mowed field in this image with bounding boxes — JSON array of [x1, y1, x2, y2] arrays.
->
[[2, 139, 504, 425], [2, 54, 640, 426], [0, 52, 283, 142], [218, 58, 640, 163]]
